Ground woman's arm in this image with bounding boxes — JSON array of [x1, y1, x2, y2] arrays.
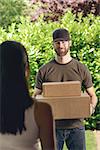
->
[[34, 102, 56, 150]]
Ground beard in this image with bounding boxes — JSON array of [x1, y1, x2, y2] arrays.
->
[[55, 48, 69, 57]]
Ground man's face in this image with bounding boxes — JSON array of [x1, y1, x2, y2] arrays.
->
[[53, 40, 71, 57]]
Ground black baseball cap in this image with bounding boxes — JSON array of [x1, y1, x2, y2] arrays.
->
[[53, 28, 70, 42]]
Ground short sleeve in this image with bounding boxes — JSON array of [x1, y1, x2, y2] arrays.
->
[[82, 64, 93, 88], [35, 69, 44, 90]]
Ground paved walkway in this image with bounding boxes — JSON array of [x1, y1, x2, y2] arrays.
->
[[93, 130, 100, 150]]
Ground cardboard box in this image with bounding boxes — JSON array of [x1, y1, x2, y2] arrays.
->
[[43, 81, 81, 97], [36, 93, 90, 119]]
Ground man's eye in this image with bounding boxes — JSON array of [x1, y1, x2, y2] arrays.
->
[[56, 42, 60, 44]]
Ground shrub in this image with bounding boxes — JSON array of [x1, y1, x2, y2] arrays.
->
[[0, 0, 29, 29], [0, 11, 99, 129], [30, 0, 100, 22]]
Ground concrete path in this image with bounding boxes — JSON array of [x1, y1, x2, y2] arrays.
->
[[94, 130, 100, 150]]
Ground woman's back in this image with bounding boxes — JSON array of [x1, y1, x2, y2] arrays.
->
[[0, 103, 41, 150], [0, 40, 56, 150]]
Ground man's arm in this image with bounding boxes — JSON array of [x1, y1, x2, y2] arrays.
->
[[86, 86, 98, 114]]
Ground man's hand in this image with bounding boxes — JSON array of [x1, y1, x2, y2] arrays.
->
[[32, 88, 42, 98]]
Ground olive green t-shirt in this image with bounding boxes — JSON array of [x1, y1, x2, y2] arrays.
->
[[35, 58, 93, 129]]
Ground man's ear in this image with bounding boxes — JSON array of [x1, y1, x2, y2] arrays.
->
[[69, 40, 72, 47]]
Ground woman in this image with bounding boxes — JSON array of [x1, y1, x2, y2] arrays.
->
[[0, 41, 56, 150]]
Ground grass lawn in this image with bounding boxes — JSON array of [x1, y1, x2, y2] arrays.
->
[[63, 130, 96, 150], [86, 130, 96, 150]]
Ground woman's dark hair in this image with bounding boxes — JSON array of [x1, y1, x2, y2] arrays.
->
[[0, 41, 33, 134]]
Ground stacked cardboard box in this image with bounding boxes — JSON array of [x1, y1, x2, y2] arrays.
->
[[42, 81, 81, 97], [36, 81, 90, 119]]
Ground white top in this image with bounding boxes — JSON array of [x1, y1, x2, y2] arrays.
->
[[0, 104, 42, 150]]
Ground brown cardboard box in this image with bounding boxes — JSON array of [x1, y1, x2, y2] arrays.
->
[[43, 81, 81, 97], [36, 93, 90, 119]]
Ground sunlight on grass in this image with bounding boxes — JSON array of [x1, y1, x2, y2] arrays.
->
[[86, 130, 96, 150], [63, 130, 96, 150]]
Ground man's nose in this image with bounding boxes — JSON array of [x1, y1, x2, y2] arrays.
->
[[59, 41, 64, 46]]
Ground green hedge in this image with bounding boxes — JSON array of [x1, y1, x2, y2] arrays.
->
[[0, 0, 29, 29], [0, 11, 100, 129]]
